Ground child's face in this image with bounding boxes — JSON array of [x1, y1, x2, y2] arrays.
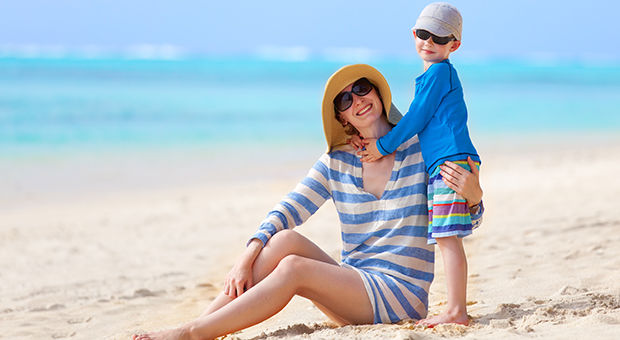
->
[[414, 30, 461, 66]]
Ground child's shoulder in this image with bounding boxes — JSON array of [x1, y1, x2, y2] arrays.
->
[[427, 60, 452, 75], [418, 60, 457, 88]]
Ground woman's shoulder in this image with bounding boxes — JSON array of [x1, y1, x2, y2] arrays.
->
[[325, 144, 359, 168], [328, 144, 357, 157], [395, 136, 423, 162], [397, 135, 420, 151]]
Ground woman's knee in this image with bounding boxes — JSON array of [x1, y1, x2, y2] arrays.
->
[[250, 231, 310, 284], [265, 230, 303, 253], [269, 229, 301, 243], [272, 254, 307, 284]]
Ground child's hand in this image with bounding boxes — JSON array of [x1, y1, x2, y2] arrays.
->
[[358, 138, 384, 162], [347, 134, 364, 150]]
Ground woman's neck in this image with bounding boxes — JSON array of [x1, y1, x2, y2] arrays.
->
[[357, 116, 392, 140]]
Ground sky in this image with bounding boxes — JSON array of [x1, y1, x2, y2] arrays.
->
[[1, 0, 619, 62]]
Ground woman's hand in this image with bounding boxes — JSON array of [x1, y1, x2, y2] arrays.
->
[[223, 239, 262, 298], [440, 156, 483, 207], [223, 261, 254, 298]]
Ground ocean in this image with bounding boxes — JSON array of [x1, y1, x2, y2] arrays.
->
[[1, 56, 620, 157]]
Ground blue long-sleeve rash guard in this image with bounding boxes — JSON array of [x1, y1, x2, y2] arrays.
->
[[376, 59, 480, 174]]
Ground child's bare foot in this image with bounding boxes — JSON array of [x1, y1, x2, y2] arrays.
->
[[132, 326, 193, 340], [416, 309, 469, 328]]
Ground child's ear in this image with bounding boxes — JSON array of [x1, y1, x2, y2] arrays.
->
[[450, 40, 461, 52]]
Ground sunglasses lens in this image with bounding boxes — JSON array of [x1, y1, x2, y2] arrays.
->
[[352, 78, 372, 96], [432, 36, 453, 45], [415, 29, 431, 40], [334, 78, 373, 112], [416, 29, 453, 45], [334, 92, 353, 112]]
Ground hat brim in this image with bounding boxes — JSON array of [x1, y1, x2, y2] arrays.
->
[[321, 64, 402, 152]]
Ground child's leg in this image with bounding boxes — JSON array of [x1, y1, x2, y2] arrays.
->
[[420, 160, 477, 327], [418, 235, 469, 327]]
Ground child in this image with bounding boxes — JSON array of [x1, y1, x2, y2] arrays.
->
[[357, 2, 482, 327]]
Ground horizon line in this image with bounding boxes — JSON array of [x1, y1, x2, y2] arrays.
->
[[0, 44, 618, 66]]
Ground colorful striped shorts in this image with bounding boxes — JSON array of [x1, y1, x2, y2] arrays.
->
[[427, 160, 480, 245]]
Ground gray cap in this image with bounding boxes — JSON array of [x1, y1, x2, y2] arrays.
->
[[413, 2, 462, 41]]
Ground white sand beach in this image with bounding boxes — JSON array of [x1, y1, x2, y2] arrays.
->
[[1, 135, 620, 339]]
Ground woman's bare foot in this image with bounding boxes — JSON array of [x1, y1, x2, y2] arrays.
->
[[416, 308, 469, 328], [132, 326, 193, 340]]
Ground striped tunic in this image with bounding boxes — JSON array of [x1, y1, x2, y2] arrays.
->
[[250, 136, 483, 323]]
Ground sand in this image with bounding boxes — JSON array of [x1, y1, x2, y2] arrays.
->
[[1, 136, 620, 339]]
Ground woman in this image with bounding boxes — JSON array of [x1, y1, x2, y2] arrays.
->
[[133, 64, 483, 340]]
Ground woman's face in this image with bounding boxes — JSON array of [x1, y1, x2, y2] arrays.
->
[[336, 80, 384, 133]]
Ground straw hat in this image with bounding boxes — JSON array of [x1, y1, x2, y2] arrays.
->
[[321, 64, 402, 152]]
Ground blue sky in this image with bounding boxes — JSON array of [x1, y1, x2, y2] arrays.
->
[[1, 0, 619, 61]]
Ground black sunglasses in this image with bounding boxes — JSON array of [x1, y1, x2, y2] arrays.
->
[[415, 29, 455, 45], [333, 77, 374, 112]]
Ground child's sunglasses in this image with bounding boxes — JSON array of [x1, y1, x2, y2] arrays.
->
[[333, 78, 374, 112], [414, 29, 455, 45]]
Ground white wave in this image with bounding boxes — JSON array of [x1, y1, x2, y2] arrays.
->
[[456, 50, 620, 67], [254, 45, 311, 62], [0, 44, 72, 58], [0, 44, 187, 60], [123, 44, 187, 60], [320, 47, 381, 63]]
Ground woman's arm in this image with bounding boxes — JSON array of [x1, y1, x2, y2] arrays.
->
[[226, 155, 333, 298], [249, 155, 332, 246], [224, 239, 263, 298], [439, 156, 483, 208]]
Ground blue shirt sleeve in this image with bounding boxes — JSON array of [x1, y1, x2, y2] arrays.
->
[[376, 63, 452, 155]]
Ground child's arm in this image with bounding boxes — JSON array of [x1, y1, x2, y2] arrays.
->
[[358, 138, 382, 162], [376, 64, 452, 156], [347, 134, 364, 150]]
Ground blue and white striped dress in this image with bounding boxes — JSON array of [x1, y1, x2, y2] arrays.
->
[[250, 136, 483, 323]]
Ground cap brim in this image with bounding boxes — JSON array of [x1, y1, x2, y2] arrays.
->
[[413, 17, 459, 40]]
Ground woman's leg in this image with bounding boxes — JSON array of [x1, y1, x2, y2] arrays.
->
[[133, 230, 368, 340], [200, 230, 341, 318], [135, 254, 373, 340], [195, 254, 373, 339]]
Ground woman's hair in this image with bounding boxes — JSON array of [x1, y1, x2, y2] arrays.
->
[[334, 82, 386, 136]]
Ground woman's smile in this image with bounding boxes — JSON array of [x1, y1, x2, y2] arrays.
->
[[356, 104, 373, 116]]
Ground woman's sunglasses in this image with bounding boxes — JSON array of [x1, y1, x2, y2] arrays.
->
[[333, 77, 374, 112], [414, 29, 455, 45]]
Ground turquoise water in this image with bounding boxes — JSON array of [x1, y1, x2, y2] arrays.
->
[[1, 56, 619, 155]]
